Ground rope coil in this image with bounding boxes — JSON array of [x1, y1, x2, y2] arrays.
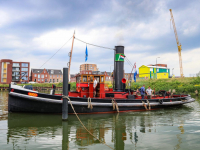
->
[[62, 95, 114, 150]]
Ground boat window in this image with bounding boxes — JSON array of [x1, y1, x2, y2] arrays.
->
[[82, 76, 87, 82], [87, 75, 91, 82], [94, 76, 100, 83], [76, 76, 81, 82], [101, 76, 104, 83], [90, 76, 93, 82]]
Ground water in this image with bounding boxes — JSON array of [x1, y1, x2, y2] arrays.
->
[[0, 91, 200, 150]]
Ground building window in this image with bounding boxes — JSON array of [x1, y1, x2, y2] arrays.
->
[[53, 75, 55, 78], [42, 79, 44, 81], [57, 75, 58, 77], [45, 75, 47, 77], [57, 79, 59, 82], [34, 74, 37, 77], [21, 63, 28, 67], [38, 74, 40, 78], [41, 75, 44, 78], [13, 63, 20, 67], [45, 79, 47, 82], [53, 79, 55, 83], [21, 68, 28, 71], [22, 77, 28, 80], [44, 70, 46, 73], [50, 75, 52, 77], [157, 69, 159, 72], [50, 79, 52, 82], [60, 75, 62, 78], [51, 70, 54, 74], [12, 68, 20, 71], [38, 79, 40, 81]]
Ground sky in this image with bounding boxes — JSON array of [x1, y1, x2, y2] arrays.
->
[[1, 0, 200, 77]]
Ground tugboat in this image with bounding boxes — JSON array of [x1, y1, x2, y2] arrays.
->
[[8, 46, 195, 114]]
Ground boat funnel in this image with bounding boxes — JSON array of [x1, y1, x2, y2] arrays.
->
[[114, 46, 125, 91]]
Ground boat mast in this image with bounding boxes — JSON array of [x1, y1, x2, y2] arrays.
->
[[68, 31, 75, 81]]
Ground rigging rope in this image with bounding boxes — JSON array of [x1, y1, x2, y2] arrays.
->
[[63, 95, 114, 150], [75, 37, 115, 50], [39, 36, 73, 68]]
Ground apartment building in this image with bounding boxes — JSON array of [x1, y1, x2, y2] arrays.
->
[[0, 59, 30, 84], [80, 64, 98, 72]]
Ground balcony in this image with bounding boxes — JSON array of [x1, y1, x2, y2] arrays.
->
[[12, 74, 20, 76]]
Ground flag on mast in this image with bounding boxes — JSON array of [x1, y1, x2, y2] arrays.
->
[[85, 45, 88, 62]]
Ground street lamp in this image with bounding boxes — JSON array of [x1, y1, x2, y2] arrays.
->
[[156, 57, 160, 79]]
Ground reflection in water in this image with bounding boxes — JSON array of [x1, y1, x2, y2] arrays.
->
[[0, 93, 200, 149], [0, 91, 8, 121]]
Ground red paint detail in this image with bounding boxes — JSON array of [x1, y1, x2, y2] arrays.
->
[[11, 89, 14, 92], [170, 100, 172, 102]]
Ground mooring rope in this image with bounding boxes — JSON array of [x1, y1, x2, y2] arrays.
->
[[141, 101, 148, 110], [111, 99, 119, 113], [87, 97, 93, 109], [62, 95, 114, 150], [146, 100, 151, 110]]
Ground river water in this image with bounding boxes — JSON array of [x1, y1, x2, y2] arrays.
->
[[0, 91, 200, 150]]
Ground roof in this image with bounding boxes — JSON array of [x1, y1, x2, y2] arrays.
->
[[31, 69, 63, 75], [139, 65, 169, 69], [47, 69, 62, 75], [31, 69, 44, 74], [147, 66, 169, 69]]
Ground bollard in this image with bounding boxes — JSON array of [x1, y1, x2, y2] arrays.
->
[[62, 68, 68, 120]]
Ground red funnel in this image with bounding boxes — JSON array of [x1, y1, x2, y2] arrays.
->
[[122, 78, 126, 83]]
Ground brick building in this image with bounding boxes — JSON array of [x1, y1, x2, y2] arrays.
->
[[0, 59, 30, 84], [80, 64, 98, 72], [31, 69, 49, 83], [31, 69, 63, 83], [48, 69, 63, 83]]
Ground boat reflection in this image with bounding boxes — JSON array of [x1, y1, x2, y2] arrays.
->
[[7, 106, 192, 150]]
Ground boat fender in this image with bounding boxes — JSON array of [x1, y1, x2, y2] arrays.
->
[[159, 99, 163, 104]]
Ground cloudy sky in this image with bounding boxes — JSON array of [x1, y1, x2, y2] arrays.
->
[[1, 0, 200, 77]]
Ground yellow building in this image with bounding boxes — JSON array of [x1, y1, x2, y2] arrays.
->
[[139, 65, 170, 79]]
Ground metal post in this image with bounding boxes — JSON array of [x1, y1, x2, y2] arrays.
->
[[62, 68, 68, 120]]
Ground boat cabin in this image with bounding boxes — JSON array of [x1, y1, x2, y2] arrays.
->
[[68, 74, 109, 98]]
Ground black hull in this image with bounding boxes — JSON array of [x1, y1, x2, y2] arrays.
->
[[8, 90, 195, 114]]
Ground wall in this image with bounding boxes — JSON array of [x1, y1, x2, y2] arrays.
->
[[157, 73, 169, 79], [139, 65, 150, 78]]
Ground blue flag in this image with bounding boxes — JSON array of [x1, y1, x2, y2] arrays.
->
[[85, 46, 88, 62], [134, 70, 137, 82]]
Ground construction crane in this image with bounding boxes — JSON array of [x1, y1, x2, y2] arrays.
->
[[169, 9, 184, 77]]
